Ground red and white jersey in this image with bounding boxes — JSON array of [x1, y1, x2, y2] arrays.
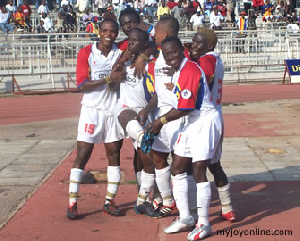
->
[[154, 48, 174, 108], [170, 58, 216, 120], [76, 42, 122, 112], [119, 60, 155, 108], [197, 52, 223, 113]]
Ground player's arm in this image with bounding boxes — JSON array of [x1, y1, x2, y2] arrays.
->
[[198, 55, 216, 88], [150, 108, 191, 134], [133, 41, 157, 78], [76, 48, 125, 92], [150, 67, 201, 134]]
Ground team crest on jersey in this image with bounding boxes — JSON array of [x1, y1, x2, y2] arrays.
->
[[181, 89, 192, 99]]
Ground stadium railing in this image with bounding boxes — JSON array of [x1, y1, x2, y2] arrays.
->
[[0, 29, 299, 93]]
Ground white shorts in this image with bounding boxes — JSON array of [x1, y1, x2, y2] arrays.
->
[[210, 117, 224, 164], [152, 106, 186, 153], [174, 111, 222, 163], [77, 105, 123, 144]]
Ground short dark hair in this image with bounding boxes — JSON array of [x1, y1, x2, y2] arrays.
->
[[159, 16, 179, 36], [162, 36, 183, 49], [128, 28, 149, 42], [99, 18, 119, 32], [119, 8, 140, 24]]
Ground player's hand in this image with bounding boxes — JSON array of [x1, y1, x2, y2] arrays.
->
[[110, 68, 126, 83], [165, 82, 174, 91], [148, 118, 163, 135], [133, 55, 146, 79], [184, 42, 192, 51], [162, 67, 175, 76], [136, 108, 149, 125], [119, 49, 131, 64]]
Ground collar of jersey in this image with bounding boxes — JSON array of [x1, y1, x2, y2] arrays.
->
[[175, 57, 188, 74], [92, 41, 117, 55]]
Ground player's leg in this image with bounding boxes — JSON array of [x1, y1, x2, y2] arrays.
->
[[152, 150, 177, 217], [67, 141, 94, 220], [135, 149, 158, 216], [133, 149, 143, 191], [119, 109, 145, 148], [209, 119, 235, 222], [164, 154, 195, 233], [187, 112, 223, 240], [187, 160, 212, 240], [187, 161, 198, 221], [208, 162, 235, 222], [118, 108, 145, 190], [67, 105, 99, 220], [103, 140, 123, 216]]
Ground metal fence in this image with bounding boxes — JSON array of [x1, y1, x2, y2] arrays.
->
[[0, 29, 299, 93]]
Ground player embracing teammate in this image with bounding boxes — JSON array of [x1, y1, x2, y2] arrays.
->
[[67, 9, 235, 240]]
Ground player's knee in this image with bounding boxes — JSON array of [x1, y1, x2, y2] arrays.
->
[[213, 172, 228, 187], [209, 163, 228, 187], [193, 161, 208, 183], [143, 161, 155, 174], [74, 148, 93, 169]]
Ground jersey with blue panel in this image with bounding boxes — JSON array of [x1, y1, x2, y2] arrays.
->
[[170, 58, 216, 121], [119, 59, 156, 108]]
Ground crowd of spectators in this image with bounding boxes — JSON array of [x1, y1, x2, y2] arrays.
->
[[0, 0, 299, 35]]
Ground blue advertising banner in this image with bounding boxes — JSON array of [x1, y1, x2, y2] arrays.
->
[[285, 59, 300, 83]]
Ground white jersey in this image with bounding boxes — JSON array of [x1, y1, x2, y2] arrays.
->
[[197, 51, 223, 114], [119, 61, 154, 108], [169, 58, 215, 121], [154, 49, 174, 109], [76, 42, 122, 113]]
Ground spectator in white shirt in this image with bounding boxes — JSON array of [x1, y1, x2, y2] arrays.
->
[[38, 0, 50, 16], [82, 8, 93, 25], [210, 6, 224, 30], [0, 6, 14, 34], [61, 0, 71, 7], [76, 0, 91, 16], [190, 8, 205, 30], [37, 12, 52, 33], [95, 0, 110, 16]]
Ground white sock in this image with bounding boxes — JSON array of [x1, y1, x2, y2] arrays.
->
[[105, 166, 121, 204], [137, 170, 155, 205], [172, 173, 190, 219], [135, 171, 142, 191], [218, 183, 233, 214], [126, 120, 144, 147], [155, 166, 173, 206], [152, 182, 162, 206], [197, 182, 211, 226], [69, 168, 84, 205], [187, 174, 197, 220]]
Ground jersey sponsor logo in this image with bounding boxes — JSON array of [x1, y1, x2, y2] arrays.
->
[[155, 68, 166, 78], [125, 76, 138, 86], [181, 89, 192, 99], [94, 70, 110, 80]]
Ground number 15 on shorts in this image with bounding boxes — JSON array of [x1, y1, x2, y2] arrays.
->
[[85, 124, 95, 134]]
